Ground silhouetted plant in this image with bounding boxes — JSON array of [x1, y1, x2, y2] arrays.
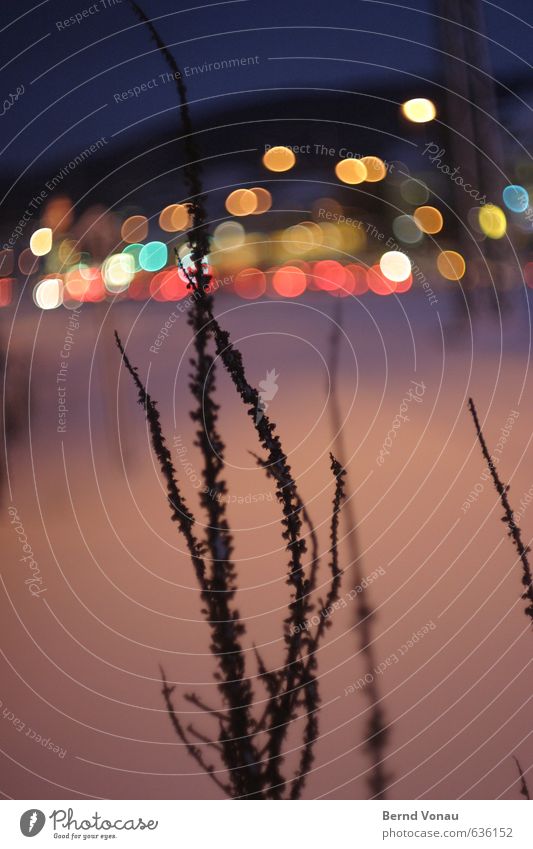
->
[[116, 329, 346, 796], [328, 301, 389, 798], [468, 398, 533, 621], [117, 2, 354, 798]]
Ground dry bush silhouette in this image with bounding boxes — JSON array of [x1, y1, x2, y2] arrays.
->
[[114, 0, 375, 801]]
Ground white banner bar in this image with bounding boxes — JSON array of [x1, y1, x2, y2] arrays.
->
[[1, 799, 531, 847]]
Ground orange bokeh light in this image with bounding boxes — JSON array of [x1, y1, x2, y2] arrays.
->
[[234, 268, 266, 299], [272, 265, 307, 298]]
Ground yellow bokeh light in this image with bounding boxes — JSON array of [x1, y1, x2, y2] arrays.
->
[[300, 221, 323, 247], [102, 253, 135, 292], [437, 250, 465, 280], [57, 239, 81, 267], [30, 228, 52, 257], [335, 158, 367, 185], [121, 215, 148, 244], [262, 146, 296, 172], [361, 156, 387, 182], [225, 189, 258, 216], [213, 221, 246, 249], [283, 224, 314, 255], [159, 204, 190, 232], [478, 204, 507, 239], [401, 98, 436, 123], [414, 206, 443, 234], [379, 250, 411, 282]]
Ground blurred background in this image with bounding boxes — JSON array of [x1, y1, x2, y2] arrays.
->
[[1, 0, 532, 801]]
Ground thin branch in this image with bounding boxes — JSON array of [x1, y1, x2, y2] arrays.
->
[[183, 692, 230, 723], [160, 668, 232, 797], [290, 454, 346, 799], [468, 398, 533, 620], [187, 724, 224, 754], [513, 756, 531, 800], [327, 305, 389, 799], [115, 331, 207, 591]]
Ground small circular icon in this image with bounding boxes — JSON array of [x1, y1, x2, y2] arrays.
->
[[20, 810, 46, 837]]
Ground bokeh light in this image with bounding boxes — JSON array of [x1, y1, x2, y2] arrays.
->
[[234, 268, 266, 299], [335, 158, 367, 185], [346, 264, 368, 296], [394, 272, 413, 294], [478, 204, 507, 239], [213, 221, 246, 250], [64, 266, 104, 302], [361, 156, 387, 182], [150, 268, 189, 301], [102, 253, 135, 292], [122, 243, 144, 272], [502, 185, 529, 214], [400, 178, 430, 205], [414, 206, 443, 234], [34, 277, 63, 309], [313, 197, 343, 220], [250, 188, 272, 214], [0, 279, 13, 307], [437, 250, 466, 280], [18, 249, 38, 276], [225, 189, 258, 216], [313, 260, 347, 293], [368, 264, 396, 295], [57, 239, 81, 268], [401, 98, 436, 123], [139, 241, 168, 272], [393, 215, 424, 245], [379, 250, 411, 282], [272, 265, 307, 297], [121, 215, 148, 243], [524, 262, 533, 289], [284, 224, 314, 255], [42, 196, 73, 233], [30, 227, 52, 257], [262, 146, 296, 172], [159, 204, 190, 232]]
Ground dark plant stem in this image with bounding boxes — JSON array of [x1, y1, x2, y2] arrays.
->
[[289, 454, 346, 799], [328, 302, 389, 798], [513, 756, 531, 800], [468, 398, 533, 621], [123, 0, 346, 800]]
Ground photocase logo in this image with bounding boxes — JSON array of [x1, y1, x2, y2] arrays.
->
[[20, 809, 46, 837], [256, 368, 279, 423]]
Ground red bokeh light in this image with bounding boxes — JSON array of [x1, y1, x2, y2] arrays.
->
[[524, 262, 533, 289], [0, 278, 13, 307], [367, 264, 397, 296], [150, 269, 189, 301], [346, 264, 368, 296], [394, 272, 413, 293], [313, 260, 346, 292]]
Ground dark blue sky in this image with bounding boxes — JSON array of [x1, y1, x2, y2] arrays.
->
[[1, 0, 531, 174]]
